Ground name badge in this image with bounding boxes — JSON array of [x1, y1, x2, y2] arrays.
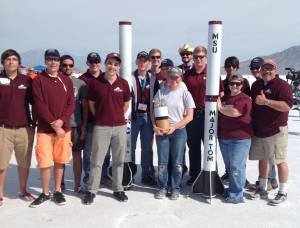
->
[[138, 103, 147, 111], [0, 78, 10, 86]]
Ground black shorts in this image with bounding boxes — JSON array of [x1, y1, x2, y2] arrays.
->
[[71, 127, 84, 152]]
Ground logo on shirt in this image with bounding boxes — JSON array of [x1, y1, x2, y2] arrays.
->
[[114, 87, 123, 92], [18, 84, 27, 89], [264, 89, 272, 94]]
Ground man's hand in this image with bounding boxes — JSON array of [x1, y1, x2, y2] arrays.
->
[[153, 125, 165, 136], [51, 119, 64, 129], [166, 125, 176, 135], [255, 90, 267, 106], [55, 128, 66, 137]]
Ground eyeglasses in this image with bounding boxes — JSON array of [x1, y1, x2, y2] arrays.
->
[[151, 55, 161, 60], [193, 55, 206, 59], [261, 66, 275, 72], [225, 64, 237, 68], [250, 66, 260, 71], [180, 52, 192, 57], [229, 82, 242, 87], [46, 57, 60, 62], [62, 63, 74, 68]]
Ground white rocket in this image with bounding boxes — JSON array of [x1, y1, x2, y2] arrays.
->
[[192, 20, 224, 202]]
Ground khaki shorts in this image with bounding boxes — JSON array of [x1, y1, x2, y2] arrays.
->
[[35, 131, 72, 168], [249, 126, 288, 165], [0, 127, 34, 170]]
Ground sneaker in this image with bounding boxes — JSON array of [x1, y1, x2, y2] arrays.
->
[[29, 193, 51, 208], [141, 176, 157, 187], [155, 189, 166, 199], [52, 191, 66, 205], [113, 191, 128, 202], [249, 188, 268, 200], [170, 192, 180, 200], [82, 192, 96, 205], [269, 192, 287, 205], [221, 171, 229, 181]]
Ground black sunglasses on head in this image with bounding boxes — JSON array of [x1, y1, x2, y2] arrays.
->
[[62, 63, 74, 68], [225, 64, 237, 68]]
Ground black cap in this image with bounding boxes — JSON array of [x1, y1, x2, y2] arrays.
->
[[45, 49, 60, 59], [87, 52, 101, 63], [249, 57, 264, 68], [136, 51, 150, 60], [160, 59, 174, 68]]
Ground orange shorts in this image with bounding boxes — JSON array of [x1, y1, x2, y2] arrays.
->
[[35, 131, 72, 168]]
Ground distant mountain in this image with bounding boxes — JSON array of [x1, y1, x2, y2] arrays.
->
[[237, 45, 300, 75]]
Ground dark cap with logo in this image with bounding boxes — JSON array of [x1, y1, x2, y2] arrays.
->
[[136, 51, 150, 60], [87, 52, 101, 63], [160, 59, 174, 68], [45, 49, 60, 59], [105, 52, 122, 63], [249, 57, 264, 68]]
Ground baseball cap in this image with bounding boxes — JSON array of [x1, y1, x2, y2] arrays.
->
[[87, 52, 101, 63], [229, 74, 244, 83], [45, 49, 60, 59], [249, 57, 264, 68], [160, 59, 174, 68], [167, 67, 182, 77], [137, 51, 150, 60], [105, 52, 121, 63], [262, 59, 277, 69]]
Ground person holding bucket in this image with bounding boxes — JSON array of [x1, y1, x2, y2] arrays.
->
[[153, 67, 195, 200]]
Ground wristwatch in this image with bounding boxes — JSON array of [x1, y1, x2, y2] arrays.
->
[[264, 99, 270, 106]]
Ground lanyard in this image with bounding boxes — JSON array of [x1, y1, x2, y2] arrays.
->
[[140, 77, 147, 92]]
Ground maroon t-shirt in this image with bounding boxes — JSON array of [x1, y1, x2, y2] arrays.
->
[[218, 92, 253, 139], [79, 70, 101, 85], [0, 72, 32, 127], [251, 77, 293, 137], [32, 71, 75, 133], [184, 66, 224, 109], [88, 75, 131, 126]]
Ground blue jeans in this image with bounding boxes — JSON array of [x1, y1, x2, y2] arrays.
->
[[219, 139, 251, 203], [83, 122, 111, 182], [131, 115, 154, 178], [156, 128, 187, 193]]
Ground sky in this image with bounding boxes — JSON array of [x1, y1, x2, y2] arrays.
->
[[1, 0, 300, 63]]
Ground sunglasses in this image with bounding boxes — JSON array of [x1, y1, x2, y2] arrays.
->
[[261, 66, 275, 72], [250, 66, 260, 71], [193, 55, 206, 59], [229, 82, 242, 86], [225, 64, 237, 68], [181, 52, 192, 57], [151, 55, 161, 60], [46, 57, 60, 62], [62, 63, 74, 68]]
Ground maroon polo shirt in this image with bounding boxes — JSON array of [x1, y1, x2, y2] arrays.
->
[[184, 66, 224, 109], [218, 92, 253, 139], [0, 71, 32, 127], [223, 75, 251, 97], [251, 77, 293, 137], [79, 70, 101, 85], [32, 71, 75, 133], [88, 74, 131, 126]]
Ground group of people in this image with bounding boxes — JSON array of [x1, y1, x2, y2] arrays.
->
[[0, 43, 292, 207]]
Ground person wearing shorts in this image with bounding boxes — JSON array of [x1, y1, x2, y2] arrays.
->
[[0, 49, 35, 206], [30, 49, 75, 207], [249, 59, 293, 205]]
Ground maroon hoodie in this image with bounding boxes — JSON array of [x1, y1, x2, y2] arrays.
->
[[32, 70, 75, 133]]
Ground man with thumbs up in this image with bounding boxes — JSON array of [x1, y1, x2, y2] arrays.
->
[[249, 59, 293, 205]]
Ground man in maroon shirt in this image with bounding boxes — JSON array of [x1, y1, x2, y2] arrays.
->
[[0, 49, 35, 206], [249, 59, 293, 205], [184, 46, 223, 185], [30, 49, 75, 207], [83, 53, 131, 204], [79, 52, 110, 185]]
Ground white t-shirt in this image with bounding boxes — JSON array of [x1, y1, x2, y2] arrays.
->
[[153, 84, 195, 127]]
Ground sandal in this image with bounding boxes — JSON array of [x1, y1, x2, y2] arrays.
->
[[19, 192, 35, 202]]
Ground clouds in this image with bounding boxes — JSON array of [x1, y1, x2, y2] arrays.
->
[[0, 0, 299, 63]]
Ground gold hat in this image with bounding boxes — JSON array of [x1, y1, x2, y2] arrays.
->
[[178, 44, 194, 54]]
